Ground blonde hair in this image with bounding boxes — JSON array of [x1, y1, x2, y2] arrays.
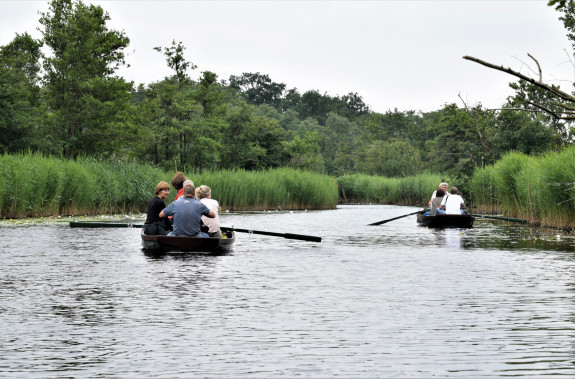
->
[[195, 185, 211, 199], [155, 181, 170, 195]]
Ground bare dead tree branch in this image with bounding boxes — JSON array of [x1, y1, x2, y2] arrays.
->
[[524, 100, 575, 120], [487, 108, 541, 113], [463, 55, 575, 104], [527, 53, 543, 83], [512, 54, 540, 78], [552, 101, 575, 112]]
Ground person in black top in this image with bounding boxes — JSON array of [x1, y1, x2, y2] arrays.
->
[[144, 181, 172, 235]]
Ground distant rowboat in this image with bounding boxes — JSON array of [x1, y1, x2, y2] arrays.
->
[[417, 213, 474, 228]]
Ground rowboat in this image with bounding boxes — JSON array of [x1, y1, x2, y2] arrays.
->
[[140, 227, 235, 254], [417, 213, 474, 228]]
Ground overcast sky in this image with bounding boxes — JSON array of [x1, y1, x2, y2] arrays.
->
[[1, 0, 573, 113]]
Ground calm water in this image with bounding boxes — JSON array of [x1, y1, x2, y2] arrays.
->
[[1, 205, 575, 377]]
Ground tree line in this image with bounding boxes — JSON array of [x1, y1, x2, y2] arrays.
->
[[1, 0, 573, 186]]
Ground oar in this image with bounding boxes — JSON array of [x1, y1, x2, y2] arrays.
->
[[221, 227, 321, 242], [368, 210, 427, 226], [70, 221, 144, 228], [69, 222, 322, 242], [470, 214, 528, 224]]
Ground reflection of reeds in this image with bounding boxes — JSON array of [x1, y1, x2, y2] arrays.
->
[[337, 173, 446, 205], [0, 153, 338, 218], [471, 147, 575, 229]]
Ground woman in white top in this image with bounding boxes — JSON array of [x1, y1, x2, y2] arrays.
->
[[195, 185, 222, 238]]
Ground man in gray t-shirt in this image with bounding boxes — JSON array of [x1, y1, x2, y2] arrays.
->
[[160, 184, 215, 236]]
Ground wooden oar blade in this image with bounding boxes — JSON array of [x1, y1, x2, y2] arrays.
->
[[283, 233, 322, 242], [223, 227, 321, 242]]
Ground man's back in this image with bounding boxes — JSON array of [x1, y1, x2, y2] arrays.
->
[[163, 197, 210, 236]]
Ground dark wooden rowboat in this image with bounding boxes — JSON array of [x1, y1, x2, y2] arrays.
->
[[417, 213, 474, 228], [141, 227, 235, 254]]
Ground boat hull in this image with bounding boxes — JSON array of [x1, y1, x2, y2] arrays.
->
[[417, 214, 474, 228], [141, 227, 235, 254]]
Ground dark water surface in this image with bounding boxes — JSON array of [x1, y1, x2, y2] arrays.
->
[[1, 205, 575, 377]]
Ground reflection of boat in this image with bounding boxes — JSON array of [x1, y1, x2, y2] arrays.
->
[[417, 214, 474, 228], [141, 227, 235, 254]]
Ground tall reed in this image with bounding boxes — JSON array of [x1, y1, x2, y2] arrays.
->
[[469, 165, 500, 214], [337, 173, 448, 205], [532, 148, 575, 228], [471, 147, 575, 229], [0, 153, 338, 218], [191, 167, 338, 210]]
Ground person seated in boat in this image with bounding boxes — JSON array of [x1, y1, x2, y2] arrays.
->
[[171, 172, 188, 200], [429, 188, 446, 215], [144, 181, 172, 235], [195, 185, 221, 238], [439, 186, 466, 215], [159, 182, 215, 237], [429, 182, 449, 206]]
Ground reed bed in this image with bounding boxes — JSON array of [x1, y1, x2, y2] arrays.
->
[[471, 148, 575, 229], [469, 165, 501, 214], [337, 173, 447, 205], [191, 167, 338, 211], [0, 153, 338, 218]]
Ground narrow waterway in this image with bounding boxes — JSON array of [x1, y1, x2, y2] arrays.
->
[[1, 205, 574, 377]]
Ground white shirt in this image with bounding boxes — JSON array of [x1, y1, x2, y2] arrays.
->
[[440, 194, 465, 215], [199, 198, 220, 233]]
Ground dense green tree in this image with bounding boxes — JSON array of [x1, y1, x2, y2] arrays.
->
[[282, 131, 325, 172], [422, 104, 491, 178], [492, 108, 561, 156], [356, 138, 423, 177], [220, 103, 287, 170], [360, 109, 420, 142], [296, 90, 336, 125], [39, 0, 133, 159], [0, 33, 43, 153], [229, 72, 287, 108], [321, 113, 359, 175]]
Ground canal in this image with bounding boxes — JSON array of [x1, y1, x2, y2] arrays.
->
[[1, 205, 574, 377]]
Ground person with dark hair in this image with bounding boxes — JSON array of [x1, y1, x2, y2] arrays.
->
[[160, 183, 215, 237], [144, 181, 172, 235], [171, 172, 188, 200], [429, 182, 449, 206], [429, 188, 446, 215]]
